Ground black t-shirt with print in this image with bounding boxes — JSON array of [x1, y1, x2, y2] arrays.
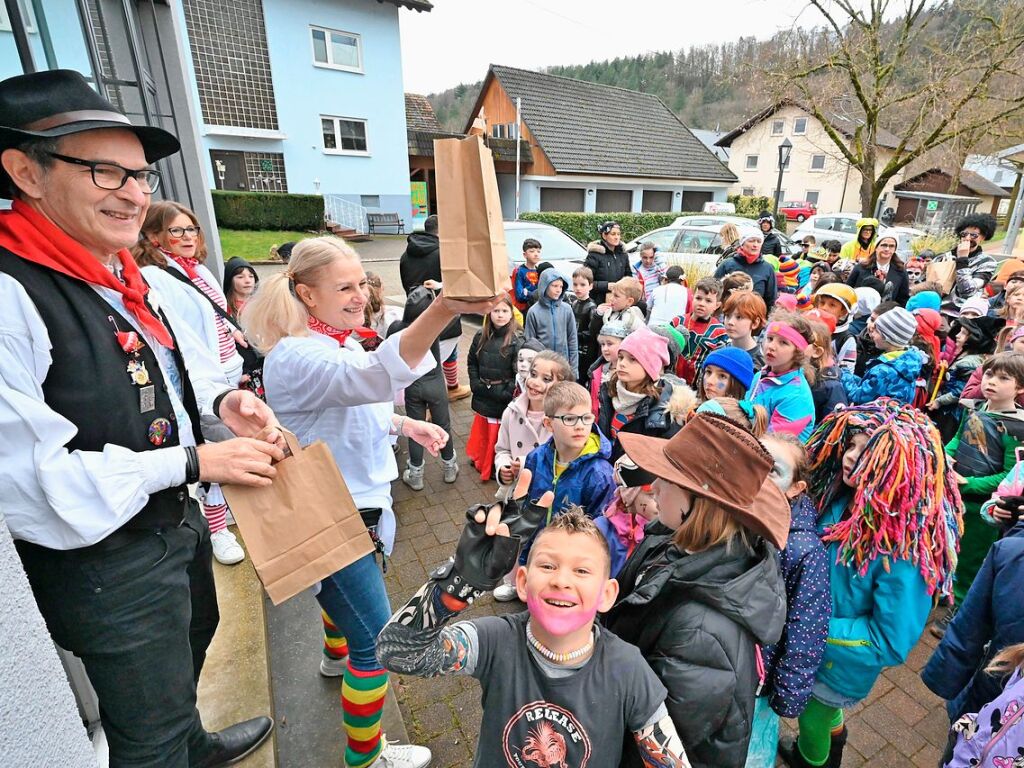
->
[[468, 611, 666, 768]]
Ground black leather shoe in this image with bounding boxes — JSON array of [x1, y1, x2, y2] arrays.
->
[[193, 716, 274, 768], [777, 737, 818, 768]]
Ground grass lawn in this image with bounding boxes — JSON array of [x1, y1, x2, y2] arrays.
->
[[218, 229, 319, 261]]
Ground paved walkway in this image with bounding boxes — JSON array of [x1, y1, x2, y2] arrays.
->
[[384, 333, 953, 768]]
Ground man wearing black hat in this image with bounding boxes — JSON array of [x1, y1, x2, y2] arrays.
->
[[0, 70, 283, 767]]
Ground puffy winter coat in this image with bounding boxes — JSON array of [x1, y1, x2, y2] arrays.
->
[[937, 245, 998, 311], [941, 668, 1024, 768], [714, 254, 778, 313], [748, 367, 816, 441], [584, 239, 631, 305], [923, 521, 1024, 720], [838, 218, 879, 263], [761, 230, 784, 259], [762, 494, 831, 718], [811, 364, 849, 423], [493, 391, 550, 483], [597, 376, 682, 462], [840, 346, 925, 406], [571, 293, 598, 379], [815, 497, 932, 701], [524, 268, 579, 371], [467, 328, 521, 418], [605, 523, 786, 768], [398, 231, 461, 341]]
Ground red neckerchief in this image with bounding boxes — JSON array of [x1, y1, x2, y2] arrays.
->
[[739, 245, 760, 264], [164, 249, 200, 280], [0, 199, 175, 348], [307, 315, 378, 346]]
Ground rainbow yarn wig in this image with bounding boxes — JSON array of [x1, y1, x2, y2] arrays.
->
[[806, 398, 963, 601]]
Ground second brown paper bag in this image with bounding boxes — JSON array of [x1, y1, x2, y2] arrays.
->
[[222, 430, 374, 605], [434, 134, 510, 300]]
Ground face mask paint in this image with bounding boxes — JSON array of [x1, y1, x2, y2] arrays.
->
[[517, 351, 538, 378], [527, 593, 598, 637]]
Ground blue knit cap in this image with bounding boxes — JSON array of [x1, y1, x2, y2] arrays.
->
[[906, 290, 941, 313], [703, 346, 755, 390]]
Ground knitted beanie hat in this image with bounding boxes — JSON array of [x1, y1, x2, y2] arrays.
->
[[778, 258, 800, 277], [874, 307, 917, 347], [618, 325, 670, 381], [959, 296, 990, 318], [906, 290, 941, 313], [703, 346, 755, 390], [598, 320, 631, 339], [776, 293, 798, 312], [796, 290, 813, 311]]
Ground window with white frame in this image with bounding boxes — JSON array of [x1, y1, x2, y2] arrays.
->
[[0, 0, 37, 32], [771, 119, 785, 135], [310, 26, 363, 72], [810, 154, 826, 171], [742, 187, 755, 196], [321, 116, 368, 153], [745, 155, 759, 170], [806, 190, 820, 205], [775, 189, 786, 204], [793, 117, 808, 135]]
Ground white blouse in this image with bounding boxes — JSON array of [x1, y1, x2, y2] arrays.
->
[[263, 330, 434, 553]]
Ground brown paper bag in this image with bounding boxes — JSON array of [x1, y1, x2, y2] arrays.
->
[[222, 430, 374, 605], [434, 135, 511, 300], [927, 260, 956, 295]]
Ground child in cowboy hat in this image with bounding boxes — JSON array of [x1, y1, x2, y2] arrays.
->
[[603, 412, 791, 768]]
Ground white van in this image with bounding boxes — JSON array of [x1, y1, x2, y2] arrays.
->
[[701, 201, 736, 214]]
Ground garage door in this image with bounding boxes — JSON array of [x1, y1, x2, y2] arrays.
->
[[642, 190, 673, 212], [540, 187, 585, 212], [596, 189, 632, 212], [681, 191, 713, 211]]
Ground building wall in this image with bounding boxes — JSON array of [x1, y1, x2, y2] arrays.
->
[[179, 0, 414, 228], [0, 517, 98, 768], [725, 104, 901, 214], [476, 77, 557, 176]]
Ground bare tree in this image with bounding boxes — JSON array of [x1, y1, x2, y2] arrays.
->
[[767, 0, 1024, 215]]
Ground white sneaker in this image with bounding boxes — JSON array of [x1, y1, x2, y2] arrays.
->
[[442, 453, 459, 484], [319, 654, 347, 677], [354, 738, 431, 768], [493, 582, 519, 602], [402, 462, 424, 491], [210, 529, 245, 565]]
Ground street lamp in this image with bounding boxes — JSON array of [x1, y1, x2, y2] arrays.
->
[[773, 138, 793, 213]]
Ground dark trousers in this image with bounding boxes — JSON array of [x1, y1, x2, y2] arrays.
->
[[404, 373, 455, 465], [16, 500, 220, 768]]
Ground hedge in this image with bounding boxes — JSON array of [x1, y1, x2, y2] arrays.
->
[[728, 194, 785, 229], [211, 190, 324, 231]]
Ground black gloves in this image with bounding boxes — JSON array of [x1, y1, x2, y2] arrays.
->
[[501, 492, 551, 541]]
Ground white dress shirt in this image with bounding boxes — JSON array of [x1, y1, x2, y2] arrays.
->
[[263, 330, 434, 553], [0, 272, 232, 549]]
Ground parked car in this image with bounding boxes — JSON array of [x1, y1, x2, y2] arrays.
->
[[885, 226, 927, 261], [504, 220, 585, 284], [792, 212, 864, 244], [656, 214, 804, 257], [702, 201, 736, 214], [778, 200, 817, 222]]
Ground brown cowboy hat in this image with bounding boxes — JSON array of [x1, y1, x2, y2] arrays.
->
[[0, 69, 180, 197], [618, 412, 791, 549]]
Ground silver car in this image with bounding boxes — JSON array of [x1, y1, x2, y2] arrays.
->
[[504, 220, 586, 284], [792, 213, 865, 245]]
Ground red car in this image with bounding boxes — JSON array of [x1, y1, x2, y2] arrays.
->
[[779, 201, 817, 222]]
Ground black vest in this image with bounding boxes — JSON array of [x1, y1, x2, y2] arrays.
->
[[0, 247, 203, 532]]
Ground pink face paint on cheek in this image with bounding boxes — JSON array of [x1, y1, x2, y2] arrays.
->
[[527, 594, 598, 636]]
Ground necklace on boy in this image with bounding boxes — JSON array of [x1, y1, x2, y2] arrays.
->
[[526, 621, 594, 664]]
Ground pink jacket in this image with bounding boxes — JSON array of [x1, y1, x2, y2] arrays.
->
[[494, 391, 550, 485]]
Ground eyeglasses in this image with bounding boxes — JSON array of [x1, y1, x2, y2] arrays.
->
[[48, 152, 161, 194], [551, 413, 596, 427], [167, 225, 201, 238], [959, 231, 981, 241]]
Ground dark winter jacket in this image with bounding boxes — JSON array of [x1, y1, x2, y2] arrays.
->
[[811, 364, 850, 423], [761, 231, 783, 259], [584, 239, 631, 305], [466, 328, 521, 418], [597, 377, 682, 462], [386, 286, 443, 391], [847, 262, 911, 306], [398, 231, 461, 341], [761, 494, 831, 718], [923, 521, 1024, 720], [523, 268, 579, 371], [714, 254, 778, 313], [571, 293, 598, 380], [606, 522, 787, 768]]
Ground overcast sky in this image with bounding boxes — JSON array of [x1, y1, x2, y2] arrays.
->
[[399, 0, 820, 95]]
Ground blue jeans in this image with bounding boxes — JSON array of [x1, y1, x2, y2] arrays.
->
[[314, 552, 393, 671]]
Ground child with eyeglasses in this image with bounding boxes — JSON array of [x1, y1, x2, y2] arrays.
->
[[516, 382, 617, 572]]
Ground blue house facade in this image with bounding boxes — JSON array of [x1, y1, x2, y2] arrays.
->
[[178, 0, 431, 230]]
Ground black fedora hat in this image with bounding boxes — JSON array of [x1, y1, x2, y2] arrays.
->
[[0, 69, 180, 176]]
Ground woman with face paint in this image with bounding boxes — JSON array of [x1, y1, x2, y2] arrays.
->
[[744, 434, 831, 768], [777, 399, 961, 768], [604, 412, 791, 767]]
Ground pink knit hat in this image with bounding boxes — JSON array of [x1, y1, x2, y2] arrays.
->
[[618, 325, 670, 381]]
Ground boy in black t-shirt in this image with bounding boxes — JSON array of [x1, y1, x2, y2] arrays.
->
[[376, 471, 691, 768]]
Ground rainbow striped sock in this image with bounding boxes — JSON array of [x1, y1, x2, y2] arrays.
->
[[321, 610, 349, 660], [342, 663, 387, 768]]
